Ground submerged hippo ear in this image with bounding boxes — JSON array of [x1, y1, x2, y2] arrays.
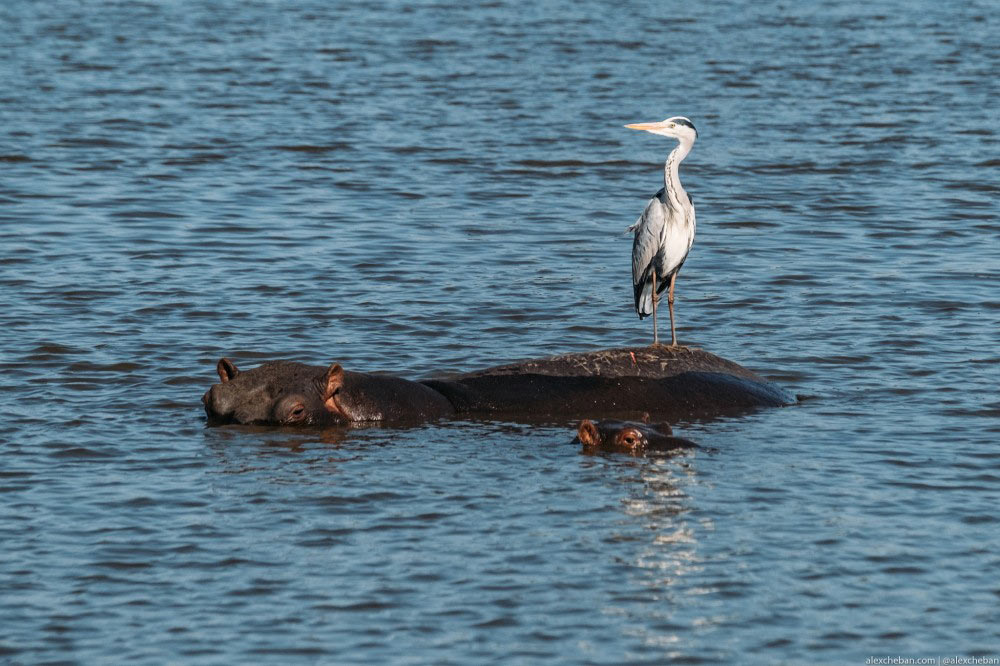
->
[[217, 358, 239, 383], [577, 420, 599, 447], [654, 422, 673, 436]]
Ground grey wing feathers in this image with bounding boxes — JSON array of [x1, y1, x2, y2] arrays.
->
[[631, 195, 666, 315]]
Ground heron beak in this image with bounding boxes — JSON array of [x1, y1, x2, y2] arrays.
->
[[624, 121, 667, 131]]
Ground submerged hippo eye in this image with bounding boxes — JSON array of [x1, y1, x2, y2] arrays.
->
[[287, 404, 306, 422]]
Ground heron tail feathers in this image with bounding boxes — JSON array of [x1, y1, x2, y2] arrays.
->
[[634, 281, 653, 319]]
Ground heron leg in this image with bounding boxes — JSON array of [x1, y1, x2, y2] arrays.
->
[[651, 271, 658, 345], [668, 272, 678, 346]]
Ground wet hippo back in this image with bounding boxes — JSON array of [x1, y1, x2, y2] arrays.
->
[[454, 346, 770, 382], [423, 371, 790, 420], [423, 346, 793, 419]]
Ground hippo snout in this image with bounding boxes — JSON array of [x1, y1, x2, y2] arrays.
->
[[203, 384, 235, 423]]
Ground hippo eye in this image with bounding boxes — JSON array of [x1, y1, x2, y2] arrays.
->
[[287, 404, 306, 422], [620, 430, 642, 448]]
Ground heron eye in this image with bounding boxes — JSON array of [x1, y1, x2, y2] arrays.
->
[[670, 123, 676, 128]]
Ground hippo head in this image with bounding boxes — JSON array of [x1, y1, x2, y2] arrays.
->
[[202, 358, 351, 426], [575, 419, 697, 455]]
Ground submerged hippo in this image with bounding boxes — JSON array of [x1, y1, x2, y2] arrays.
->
[[575, 419, 698, 455], [203, 346, 794, 426]]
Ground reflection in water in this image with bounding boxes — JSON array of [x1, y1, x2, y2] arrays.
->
[[205, 424, 368, 479], [603, 455, 708, 657]]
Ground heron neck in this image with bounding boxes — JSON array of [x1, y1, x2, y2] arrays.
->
[[663, 139, 692, 210]]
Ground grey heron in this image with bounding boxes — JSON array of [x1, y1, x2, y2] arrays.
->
[[625, 116, 698, 346]]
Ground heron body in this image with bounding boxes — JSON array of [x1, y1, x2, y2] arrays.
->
[[625, 116, 698, 346]]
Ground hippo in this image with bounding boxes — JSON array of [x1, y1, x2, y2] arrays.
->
[[575, 419, 698, 455], [202, 346, 794, 426]]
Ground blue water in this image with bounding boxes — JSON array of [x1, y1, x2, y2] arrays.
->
[[2, 0, 999, 662]]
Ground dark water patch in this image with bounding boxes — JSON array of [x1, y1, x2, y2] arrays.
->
[[515, 159, 641, 168], [716, 219, 780, 229], [273, 143, 353, 154], [247, 646, 329, 656], [882, 566, 927, 575], [426, 156, 477, 165], [97, 116, 168, 128], [92, 561, 154, 571], [311, 491, 408, 507], [885, 481, 993, 492], [66, 361, 144, 373], [109, 210, 185, 219], [162, 153, 229, 165], [48, 446, 116, 459], [876, 457, 933, 468], [960, 515, 999, 525], [313, 600, 398, 612], [943, 197, 991, 209], [500, 168, 582, 180], [466, 190, 531, 200], [74, 573, 157, 586], [27, 342, 89, 357], [197, 557, 281, 569], [387, 189, 426, 199], [941, 406, 1000, 418], [473, 615, 519, 629], [50, 137, 136, 149], [943, 180, 1000, 194]]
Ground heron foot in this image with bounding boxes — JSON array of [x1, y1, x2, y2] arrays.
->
[[649, 342, 692, 350]]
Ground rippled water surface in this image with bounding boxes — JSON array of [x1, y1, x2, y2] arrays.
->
[[3, 0, 999, 662]]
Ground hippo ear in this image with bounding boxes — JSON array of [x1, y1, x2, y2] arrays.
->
[[322, 363, 344, 403], [577, 420, 599, 446], [322, 364, 352, 420], [217, 358, 239, 383]]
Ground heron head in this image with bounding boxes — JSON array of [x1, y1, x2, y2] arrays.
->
[[624, 116, 698, 141]]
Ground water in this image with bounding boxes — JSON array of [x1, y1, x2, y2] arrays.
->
[[2, 0, 998, 662]]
